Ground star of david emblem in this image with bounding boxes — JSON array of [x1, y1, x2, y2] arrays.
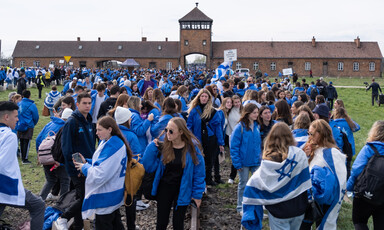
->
[[275, 154, 298, 181]]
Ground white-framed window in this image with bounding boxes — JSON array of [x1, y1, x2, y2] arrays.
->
[[270, 62, 276, 71], [34, 61, 40, 67], [236, 62, 242, 69], [202, 40, 207, 46], [157, 45, 162, 50], [20, 61, 25, 67], [338, 62, 344, 71], [253, 62, 259, 70], [369, 62, 375, 71], [304, 62, 311, 71], [353, 62, 359, 71], [78, 45, 83, 50], [166, 62, 172, 70], [50, 61, 55, 66], [184, 40, 189, 46], [118, 45, 123, 50]]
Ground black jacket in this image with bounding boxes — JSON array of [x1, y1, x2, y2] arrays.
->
[[17, 77, 27, 94], [367, 82, 382, 95], [97, 97, 117, 119], [326, 85, 338, 99]]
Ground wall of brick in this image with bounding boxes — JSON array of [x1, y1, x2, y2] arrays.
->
[[180, 29, 211, 68], [212, 58, 382, 78]]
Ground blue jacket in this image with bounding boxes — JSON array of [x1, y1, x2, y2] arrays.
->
[[230, 122, 262, 169], [330, 118, 360, 156], [18, 98, 39, 129], [347, 141, 384, 191], [119, 125, 144, 159], [35, 117, 65, 151], [129, 108, 151, 150], [246, 84, 258, 91], [329, 122, 344, 151], [61, 110, 96, 177], [292, 87, 305, 95], [150, 113, 181, 139], [62, 82, 70, 94], [90, 93, 109, 117], [137, 78, 158, 94], [187, 107, 224, 146], [235, 88, 246, 98], [142, 141, 206, 207]]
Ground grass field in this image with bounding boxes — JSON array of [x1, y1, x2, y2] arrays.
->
[[1, 77, 382, 229]]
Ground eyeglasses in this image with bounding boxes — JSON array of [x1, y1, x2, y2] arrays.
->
[[164, 128, 174, 134]]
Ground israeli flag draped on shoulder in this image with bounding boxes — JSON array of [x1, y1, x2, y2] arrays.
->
[[81, 136, 127, 219], [212, 61, 232, 82], [241, 146, 311, 230]]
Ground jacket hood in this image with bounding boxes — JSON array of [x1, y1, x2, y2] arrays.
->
[[50, 116, 65, 125], [72, 109, 92, 123], [367, 141, 384, 153]]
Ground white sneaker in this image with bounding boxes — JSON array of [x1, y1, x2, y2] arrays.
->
[[136, 200, 150, 211], [227, 179, 234, 184], [53, 217, 68, 230], [46, 193, 59, 201]]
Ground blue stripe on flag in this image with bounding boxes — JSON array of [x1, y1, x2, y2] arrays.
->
[[82, 188, 124, 212], [0, 174, 19, 196], [244, 166, 310, 200]]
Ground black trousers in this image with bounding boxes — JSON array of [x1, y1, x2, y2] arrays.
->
[[61, 176, 86, 230], [95, 209, 124, 230], [229, 164, 238, 180], [372, 94, 378, 106], [20, 138, 30, 161], [353, 197, 384, 230], [37, 85, 43, 99], [156, 182, 188, 230], [125, 197, 137, 230], [203, 135, 218, 183]]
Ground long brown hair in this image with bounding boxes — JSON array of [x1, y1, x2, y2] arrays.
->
[[162, 97, 178, 116], [108, 94, 130, 117], [331, 107, 357, 131], [219, 97, 233, 118], [143, 87, 154, 102], [127, 96, 141, 112], [306, 119, 338, 163], [160, 117, 202, 167], [153, 88, 165, 106], [188, 89, 214, 120], [293, 113, 311, 130], [97, 116, 132, 162], [272, 99, 293, 125], [263, 122, 295, 162], [239, 103, 259, 130], [297, 105, 315, 122]]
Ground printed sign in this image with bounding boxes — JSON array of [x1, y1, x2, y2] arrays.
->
[[59, 60, 65, 64], [224, 49, 237, 62], [283, 68, 293, 75]]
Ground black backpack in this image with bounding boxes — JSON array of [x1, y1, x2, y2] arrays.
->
[[51, 127, 64, 163], [354, 143, 384, 205], [339, 129, 353, 162], [197, 108, 217, 150], [310, 87, 319, 101]]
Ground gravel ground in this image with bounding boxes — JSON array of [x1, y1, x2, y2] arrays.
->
[[1, 151, 244, 229]]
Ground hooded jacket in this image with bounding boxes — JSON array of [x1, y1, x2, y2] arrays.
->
[[35, 116, 65, 151], [129, 108, 151, 150], [330, 118, 360, 155], [119, 125, 144, 159], [17, 98, 39, 130], [61, 110, 96, 177]]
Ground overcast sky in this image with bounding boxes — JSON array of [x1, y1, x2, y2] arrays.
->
[[1, 0, 383, 57]]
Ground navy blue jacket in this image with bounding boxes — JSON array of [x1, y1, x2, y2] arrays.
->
[[61, 110, 96, 177]]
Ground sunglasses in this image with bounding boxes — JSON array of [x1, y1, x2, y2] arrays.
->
[[164, 128, 174, 134], [247, 81, 252, 83]]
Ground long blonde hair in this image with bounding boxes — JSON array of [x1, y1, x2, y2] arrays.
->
[[127, 96, 141, 112], [160, 117, 203, 167], [367, 121, 384, 142], [188, 89, 214, 120], [263, 122, 295, 162]]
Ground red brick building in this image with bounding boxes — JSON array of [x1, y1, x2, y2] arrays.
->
[[12, 6, 383, 77]]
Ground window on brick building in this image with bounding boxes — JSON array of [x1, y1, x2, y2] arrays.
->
[[253, 62, 259, 70], [78, 45, 83, 50], [236, 62, 242, 69], [184, 40, 189, 46], [20, 61, 25, 68], [158, 45, 162, 50], [338, 62, 344, 71], [50, 61, 55, 66], [305, 62, 311, 71], [166, 62, 172, 70], [34, 61, 40, 67], [202, 40, 207, 46], [270, 62, 276, 71], [353, 62, 359, 71], [118, 45, 123, 50], [369, 62, 375, 71], [149, 62, 156, 68]]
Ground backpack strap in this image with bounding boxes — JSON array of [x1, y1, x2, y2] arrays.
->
[[367, 143, 381, 157]]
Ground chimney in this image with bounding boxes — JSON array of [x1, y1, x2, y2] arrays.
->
[[312, 36, 316, 47], [165, 37, 168, 42], [354, 36, 361, 48], [98, 37, 101, 42], [77, 37, 80, 41], [142, 37, 147, 42]]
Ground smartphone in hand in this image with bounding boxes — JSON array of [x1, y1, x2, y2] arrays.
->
[[72, 152, 83, 163]]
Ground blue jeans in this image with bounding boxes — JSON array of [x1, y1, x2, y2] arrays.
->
[[237, 166, 258, 212], [268, 212, 304, 230]]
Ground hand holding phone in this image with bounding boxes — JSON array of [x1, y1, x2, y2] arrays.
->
[[72, 152, 83, 163]]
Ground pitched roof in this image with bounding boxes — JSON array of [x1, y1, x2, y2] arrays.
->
[[179, 7, 213, 22], [212, 41, 383, 59], [12, 41, 180, 58]]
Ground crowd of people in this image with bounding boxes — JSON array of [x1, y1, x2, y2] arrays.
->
[[0, 65, 383, 230]]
